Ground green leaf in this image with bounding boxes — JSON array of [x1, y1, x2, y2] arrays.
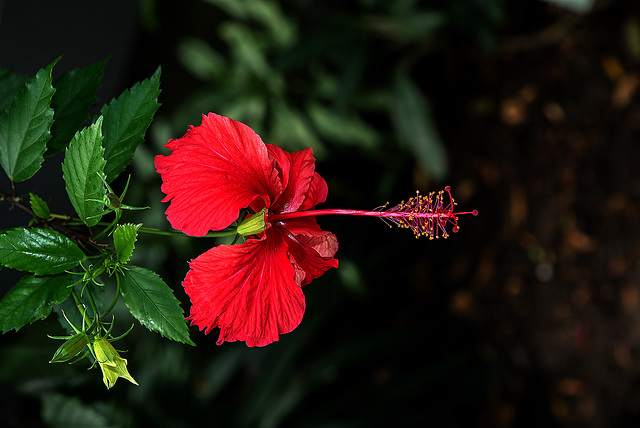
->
[[391, 12, 446, 42], [543, 0, 595, 13], [0, 227, 85, 275], [101, 67, 161, 181], [391, 74, 448, 180], [0, 57, 59, 182], [119, 265, 194, 346], [0, 68, 28, 114], [307, 102, 379, 149], [41, 393, 113, 428], [0, 273, 73, 333], [178, 37, 227, 81], [113, 223, 141, 264], [271, 101, 324, 157], [29, 192, 51, 220], [61, 116, 106, 226], [221, 23, 270, 76], [203, 0, 295, 47], [48, 58, 107, 156]]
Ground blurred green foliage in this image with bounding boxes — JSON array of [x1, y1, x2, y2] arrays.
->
[[162, 0, 504, 181]]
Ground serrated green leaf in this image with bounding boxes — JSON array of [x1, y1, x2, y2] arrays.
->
[[0, 273, 73, 333], [119, 265, 194, 345], [61, 116, 106, 226], [0, 68, 28, 114], [113, 223, 141, 264], [391, 74, 448, 180], [47, 58, 107, 156], [29, 192, 51, 219], [0, 227, 85, 275], [0, 57, 59, 182], [101, 67, 161, 182]]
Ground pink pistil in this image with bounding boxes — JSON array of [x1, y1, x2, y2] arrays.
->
[[268, 186, 477, 239]]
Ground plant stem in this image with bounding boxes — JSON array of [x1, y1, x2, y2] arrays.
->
[[70, 288, 88, 324], [137, 226, 238, 238], [84, 285, 100, 321], [0, 189, 34, 217], [101, 273, 121, 322]]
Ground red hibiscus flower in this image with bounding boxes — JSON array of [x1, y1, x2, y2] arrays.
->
[[156, 113, 477, 347], [154, 113, 339, 346]]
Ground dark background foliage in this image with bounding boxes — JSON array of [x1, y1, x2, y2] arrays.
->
[[2, 0, 640, 426]]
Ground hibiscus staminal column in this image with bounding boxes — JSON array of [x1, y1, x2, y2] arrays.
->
[[268, 186, 477, 239]]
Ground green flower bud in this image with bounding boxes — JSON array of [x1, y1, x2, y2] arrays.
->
[[237, 208, 267, 237], [91, 336, 138, 389], [50, 332, 89, 363], [105, 193, 122, 210]]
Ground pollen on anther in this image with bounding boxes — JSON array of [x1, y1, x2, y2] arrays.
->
[[375, 186, 476, 239]]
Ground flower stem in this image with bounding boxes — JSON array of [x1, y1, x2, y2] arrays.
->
[[84, 285, 100, 320], [70, 288, 87, 320], [137, 226, 238, 238], [101, 273, 122, 323]]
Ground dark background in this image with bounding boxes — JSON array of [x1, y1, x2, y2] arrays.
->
[[2, 0, 640, 427]]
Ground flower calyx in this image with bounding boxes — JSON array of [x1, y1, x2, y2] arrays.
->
[[237, 208, 267, 237], [49, 330, 91, 363], [91, 335, 138, 389]]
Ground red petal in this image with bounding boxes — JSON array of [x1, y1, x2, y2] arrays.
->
[[183, 230, 305, 346], [298, 172, 328, 211], [278, 220, 339, 286], [266, 145, 317, 214], [154, 113, 281, 236]]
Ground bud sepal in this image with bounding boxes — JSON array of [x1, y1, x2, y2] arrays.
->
[[49, 331, 90, 363], [237, 208, 267, 237]]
